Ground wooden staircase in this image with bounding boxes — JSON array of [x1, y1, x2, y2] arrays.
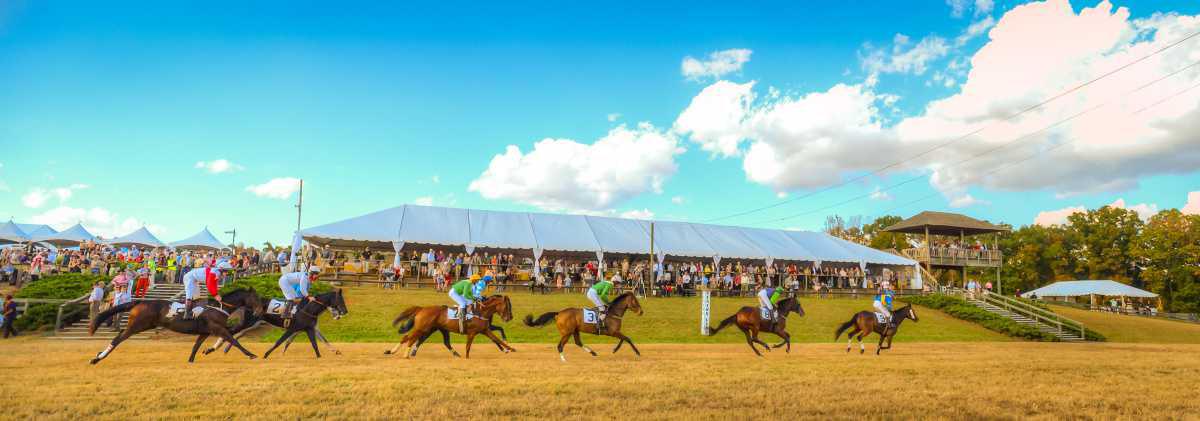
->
[[962, 290, 1087, 342], [51, 283, 192, 340]]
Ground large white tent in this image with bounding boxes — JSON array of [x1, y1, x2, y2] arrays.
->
[[106, 227, 166, 248], [1022, 280, 1158, 299], [300, 204, 916, 267], [32, 223, 96, 247], [170, 228, 230, 251], [0, 221, 30, 244], [16, 223, 56, 239]]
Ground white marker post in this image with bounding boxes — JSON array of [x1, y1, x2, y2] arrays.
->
[[700, 289, 711, 336]]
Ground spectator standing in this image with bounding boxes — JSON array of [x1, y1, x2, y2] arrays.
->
[[88, 281, 106, 323], [2, 295, 17, 338], [108, 285, 132, 330]]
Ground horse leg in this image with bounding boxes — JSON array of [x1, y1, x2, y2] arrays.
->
[[615, 333, 641, 357], [481, 329, 515, 354], [557, 334, 571, 362], [876, 333, 887, 355], [305, 327, 321, 358], [187, 334, 211, 363], [573, 332, 596, 357], [438, 328, 461, 358], [857, 333, 866, 354], [315, 328, 341, 355], [464, 332, 477, 359], [743, 330, 763, 357], [491, 324, 508, 341], [750, 327, 771, 352], [262, 329, 296, 359], [216, 326, 258, 360], [778, 331, 792, 353], [612, 337, 625, 354], [90, 328, 137, 365]]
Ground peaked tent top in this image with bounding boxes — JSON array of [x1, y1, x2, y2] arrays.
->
[[0, 221, 29, 244], [1021, 280, 1158, 298], [883, 211, 1009, 236], [170, 228, 230, 250], [106, 227, 166, 248], [16, 223, 56, 239], [301, 204, 916, 266], [32, 223, 95, 247]]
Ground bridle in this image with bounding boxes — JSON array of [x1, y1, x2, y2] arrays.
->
[[300, 294, 343, 320]]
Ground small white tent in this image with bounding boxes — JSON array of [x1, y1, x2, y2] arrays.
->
[[106, 227, 166, 248], [32, 223, 96, 247], [170, 228, 230, 251]]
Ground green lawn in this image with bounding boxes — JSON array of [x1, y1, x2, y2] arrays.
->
[[1051, 305, 1200, 344], [258, 285, 1008, 344]]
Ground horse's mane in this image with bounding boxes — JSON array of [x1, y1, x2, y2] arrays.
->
[[610, 291, 635, 307]]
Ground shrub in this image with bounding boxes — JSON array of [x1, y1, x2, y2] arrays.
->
[[13, 273, 105, 331], [903, 295, 1059, 341]]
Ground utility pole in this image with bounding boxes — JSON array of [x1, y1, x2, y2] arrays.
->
[[224, 229, 237, 249], [295, 179, 304, 231]]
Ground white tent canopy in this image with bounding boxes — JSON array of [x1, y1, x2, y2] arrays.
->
[[301, 204, 916, 266], [16, 223, 56, 239], [170, 228, 230, 250], [1022, 280, 1158, 299], [106, 227, 166, 248], [0, 221, 30, 244], [32, 223, 96, 247]]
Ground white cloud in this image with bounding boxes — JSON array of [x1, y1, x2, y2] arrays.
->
[[948, 0, 994, 18], [1183, 191, 1200, 215], [31, 206, 164, 239], [949, 194, 989, 208], [1034, 197, 1159, 226], [430, 175, 440, 184], [469, 123, 684, 212], [21, 184, 88, 208], [861, 35, 950, 76], [414, 196, 434, 206], [673, 80, 755, 157], [869, 187, 893, 201], [245, 177, 301, 199], [194, 159, 243, 174], [956, 16, 996, 46], [619, 208, 655, 220], [607, 113, 622, 122], [671, 196, 686, 205], [681, 49, 753, 81], [0, 181, 9, 192]]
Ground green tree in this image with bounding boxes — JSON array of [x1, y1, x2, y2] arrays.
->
[[1064, 205, 1142, 283], [862, 215, 909, 251], [1131, 210, 1200, 312]]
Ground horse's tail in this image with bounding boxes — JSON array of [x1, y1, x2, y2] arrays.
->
[[391, 306, 420, 328], [523, 312, 558, 328], [89, 302, 137, 335], [834, 314, 859, 340], [708, 314, 738, 336], [396, 317, 416, 335]]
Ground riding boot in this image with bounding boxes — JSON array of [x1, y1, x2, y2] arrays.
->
[[183, 299, 194, 320], [283, 301, 293, 328], [458, 306, 467, 333]]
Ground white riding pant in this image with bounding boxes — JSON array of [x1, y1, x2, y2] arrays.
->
[[449, 290, 469, 309], [279, 278, 301, 300], [757, 290, 773, 311], [184, 279, 199, 300], [873, 300, 890, 321], [586, 288, 604, 309]]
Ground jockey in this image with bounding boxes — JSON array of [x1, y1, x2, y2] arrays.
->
[[874, 282, 895, 326], [449, 274, 480, 319], [181, 261, 233, 320], [279, 266, 321, 327], [587, 276, 614, 324], [757, 286, 784, 323]]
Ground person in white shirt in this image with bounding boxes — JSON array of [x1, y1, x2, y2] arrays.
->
[[180, 262, 233, 320], [279, 267, 321, 327], [88, 282, 106, 323]]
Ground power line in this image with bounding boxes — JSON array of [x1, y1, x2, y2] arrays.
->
[[704, 29, 1200, 224], [750, 57, 1200, 226]]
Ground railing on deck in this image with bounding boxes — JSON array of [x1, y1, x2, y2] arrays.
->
[[970, 289, 1086, 339], [905, 247, 1002, 267]]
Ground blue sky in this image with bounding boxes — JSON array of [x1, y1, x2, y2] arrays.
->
[[2, 0, 1199, 245]]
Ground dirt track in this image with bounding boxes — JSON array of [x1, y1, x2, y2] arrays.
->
[[1, 339, 1196, 420]]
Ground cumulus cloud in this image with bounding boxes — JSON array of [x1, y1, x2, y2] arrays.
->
[[1183, 191, 1200, 215], [956, 16, 996, 46], [1034, 197, 1159, 226], [869, 187, 893, 201], [21, 184, 89, 208], [619, 208, 655, 220], [681, 49, 753, 81], [194, 159, 243, 174], [676, 1, 1200, 204], [948, 0, 994, 18], [31, 206, 164, 239], [671, 196, 686, 205], [469, 123, 684, 212], [245, 177, 301, 199], [861, 34, 950, 76], [607, 113, 622, 122], [414, 196, 434, 206]]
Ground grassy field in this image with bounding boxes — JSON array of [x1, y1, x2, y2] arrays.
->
[[1, 339, 1196, 420], [263, 285, 1008, 344], [1050, 305, 1200, 344]]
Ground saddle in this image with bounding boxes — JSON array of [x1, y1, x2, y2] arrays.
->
[[760, 306, 773, 320], [874, 312, 891, 324], [583, 308, 606, 329], [446, 307, 474, 321], [167, 302, 206, 319], [267, 299, 299, 317]]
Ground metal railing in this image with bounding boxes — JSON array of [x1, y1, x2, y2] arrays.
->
[[905, 247, 1002, 267], [54, 293, 91, 332], [973, 289, 1086, 339]]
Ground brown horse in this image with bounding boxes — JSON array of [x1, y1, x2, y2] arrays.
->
[[88, 289, 265, 364], [384, 295, 515, 359], [707, 296, 805, 356], [834, 304, 918, 355], [523, 291, 644, 361]]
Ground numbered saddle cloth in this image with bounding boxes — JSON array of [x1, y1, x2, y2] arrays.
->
[[582, 308, 600, 324], [266, 299, 294, 316], [874, 312, 889, 323], [167, 302, 205, 319], [446, 307, 473, 320], [760, 306, 772, 319]]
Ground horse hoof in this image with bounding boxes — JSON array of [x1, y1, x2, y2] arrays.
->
[[89, 358, 100, 365], [335, 351, 343, 356], [248, 355, 258, 360], [383, 350, 391, 355]]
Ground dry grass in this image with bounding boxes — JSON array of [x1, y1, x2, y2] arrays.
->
[[1, 339, 1196, 420], [1051, 305, 1200, 344]]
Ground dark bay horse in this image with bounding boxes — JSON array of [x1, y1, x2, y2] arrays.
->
[[384, 295, 515, 359], [203, 289, 348, 359], [834, 304, 919, 355], [707, 296, 805, 356], [523, 291, 644, 361], [88, 289, 264, 364]]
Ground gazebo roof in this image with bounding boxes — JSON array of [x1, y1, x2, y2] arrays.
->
[[883, 211, 1009, 236]]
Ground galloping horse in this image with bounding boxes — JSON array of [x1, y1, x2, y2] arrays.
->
[[88, 289, 264, 364], [203, 289, 349, 359], [384, 295, 515, 359], [834, 304, 919, 355], [707, 296, 806, 356], [523, 291, 644, 361]]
